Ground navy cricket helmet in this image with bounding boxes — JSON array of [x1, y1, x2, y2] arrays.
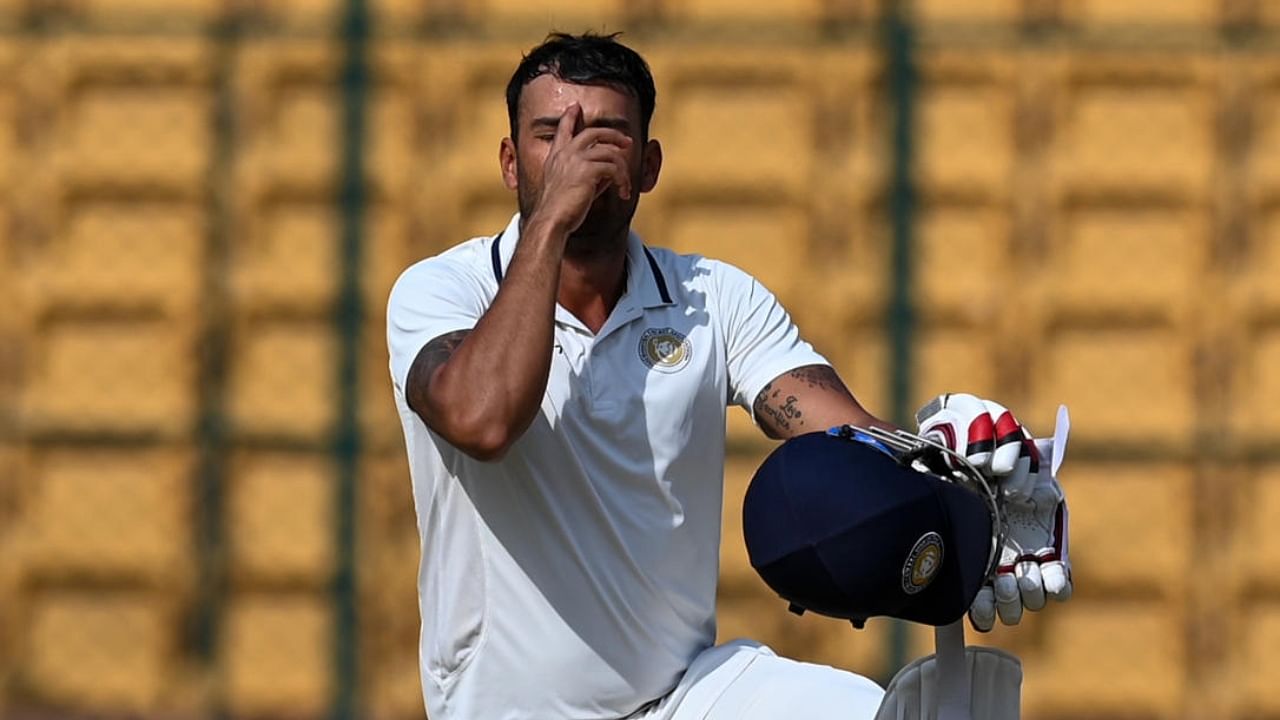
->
[[743, 428, 997, 628]]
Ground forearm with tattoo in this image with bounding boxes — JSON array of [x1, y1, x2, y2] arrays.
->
[[752, 364, 889, 440]]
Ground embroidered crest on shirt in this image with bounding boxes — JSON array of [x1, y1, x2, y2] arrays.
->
[[638, 327, 692, 373]]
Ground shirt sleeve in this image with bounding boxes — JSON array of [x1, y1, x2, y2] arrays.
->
[[713, 260, 830, 419], [386, 256, 492, 393]]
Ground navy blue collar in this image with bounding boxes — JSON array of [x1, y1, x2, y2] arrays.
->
[[488, 215, 674, 309]]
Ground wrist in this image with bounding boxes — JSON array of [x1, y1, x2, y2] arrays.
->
[[521, 210, 574, 245]]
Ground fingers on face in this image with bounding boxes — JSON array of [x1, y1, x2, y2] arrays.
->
[[582, 145, 632, 199], [555, 102, 581, 144], [572, 126, 633, 151]]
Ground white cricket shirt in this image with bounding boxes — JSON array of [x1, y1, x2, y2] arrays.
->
[[387, 214, 828, 720]]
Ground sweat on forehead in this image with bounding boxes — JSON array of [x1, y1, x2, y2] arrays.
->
[[519, 76, 637, 122], [505, 32, 657, 140]]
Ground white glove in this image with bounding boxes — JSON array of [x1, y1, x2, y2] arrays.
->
[[918, 396, 1073, 632], [915, 393, 1037, 500]]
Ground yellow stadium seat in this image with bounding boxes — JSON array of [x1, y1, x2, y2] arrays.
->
[[227, 321, 337, 439], [72, 0, 225, 24], [43, 40, 212, 193], [914, 204, 1011, 322], [418, 46, 514, 198], [662, 204, 811, 317], [23, 319, 194, 436], [913, 326, 998, 404], [457, 192, 519, 242], [1054, 67, 1213, 200], [1238, 208, 1280, 314], [1251, 74, 1280, 191], [1046, 205, 1207, 322], [720, 452, 771, 586], [25, 591, 173, 713], [724, 406, 765, 451], [1234, 603, 1280, 715], [913, 0, 1021, 23], [1062, 0, 1218, 26], [235, 198, 412, 315], [233, 202, 339, 312], [27, 201, 203, 316], [659, 79, 813, 197], [477, 0, 624, 25], [0, 44, 15, 192], [357, 455, 420, 637], [1066, 462, 1193, 596], [672, 0, 823, 23], [815, 326, 888, 422], [362, 334, 406, 450], [235, 42, 342, 195], [367, 650, 426, 719], [1232, 327, 1280, 442], [0, 443, 25, 589], [1233, 465, 1280, 591], [714, 592, 795, 655], [371, 0, 426, 26], [25, 448, 192, 583], [809, 616, 935, 682], [916, 64, 1016, 196], [224, 593, 331, 717], [367, 82, 416, 201], [229, 452, 335, 585], [363, 205, 415, 308], [1021, 601, 1186, 717], [1030, 325, 1195, 446], [807, 218, 890, 332], [250, 0, 340, 26]]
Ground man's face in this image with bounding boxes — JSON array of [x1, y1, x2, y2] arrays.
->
[[501, 74, 661, 257]]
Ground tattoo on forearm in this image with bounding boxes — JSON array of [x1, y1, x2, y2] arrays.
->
[[754, 381, 804, 437], [786, 365, 849, 394], [406, 329, 471, 415], [751, 365, 852, 439]]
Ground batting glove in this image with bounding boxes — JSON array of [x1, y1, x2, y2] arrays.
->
[[915, 393, 1037, 500], [917, 395, 1073, 631]]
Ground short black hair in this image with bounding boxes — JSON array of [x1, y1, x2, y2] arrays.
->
[[505, 32, 657, 143]]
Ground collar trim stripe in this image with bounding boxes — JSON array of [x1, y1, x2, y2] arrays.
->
[[490, 231, 505, 284], [643, 247, 672, 304]]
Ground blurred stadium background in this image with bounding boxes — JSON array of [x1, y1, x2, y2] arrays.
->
[[1, 0, 1278, 718]]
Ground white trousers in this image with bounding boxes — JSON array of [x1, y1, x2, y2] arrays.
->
[[637, 640, 886, 720]]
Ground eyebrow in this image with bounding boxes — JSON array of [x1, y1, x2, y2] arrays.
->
[[530, 116, 632, 131]]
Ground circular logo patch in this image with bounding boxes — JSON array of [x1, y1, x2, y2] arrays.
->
[[638, 327, 692, 373], [901, 532, 944, 595]]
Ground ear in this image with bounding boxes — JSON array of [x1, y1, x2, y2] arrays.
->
[[639, 138, 662, 194], [500, 137, 518, 191]]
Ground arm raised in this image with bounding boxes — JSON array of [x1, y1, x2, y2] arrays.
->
[[404, 104, 633, 461]]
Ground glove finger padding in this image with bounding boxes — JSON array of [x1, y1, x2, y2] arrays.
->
[[1015, 561, 1046, 611], [993, 573, 1023, 625], [1040, 559, 1072, 601], [969, 586, 997, 633]]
